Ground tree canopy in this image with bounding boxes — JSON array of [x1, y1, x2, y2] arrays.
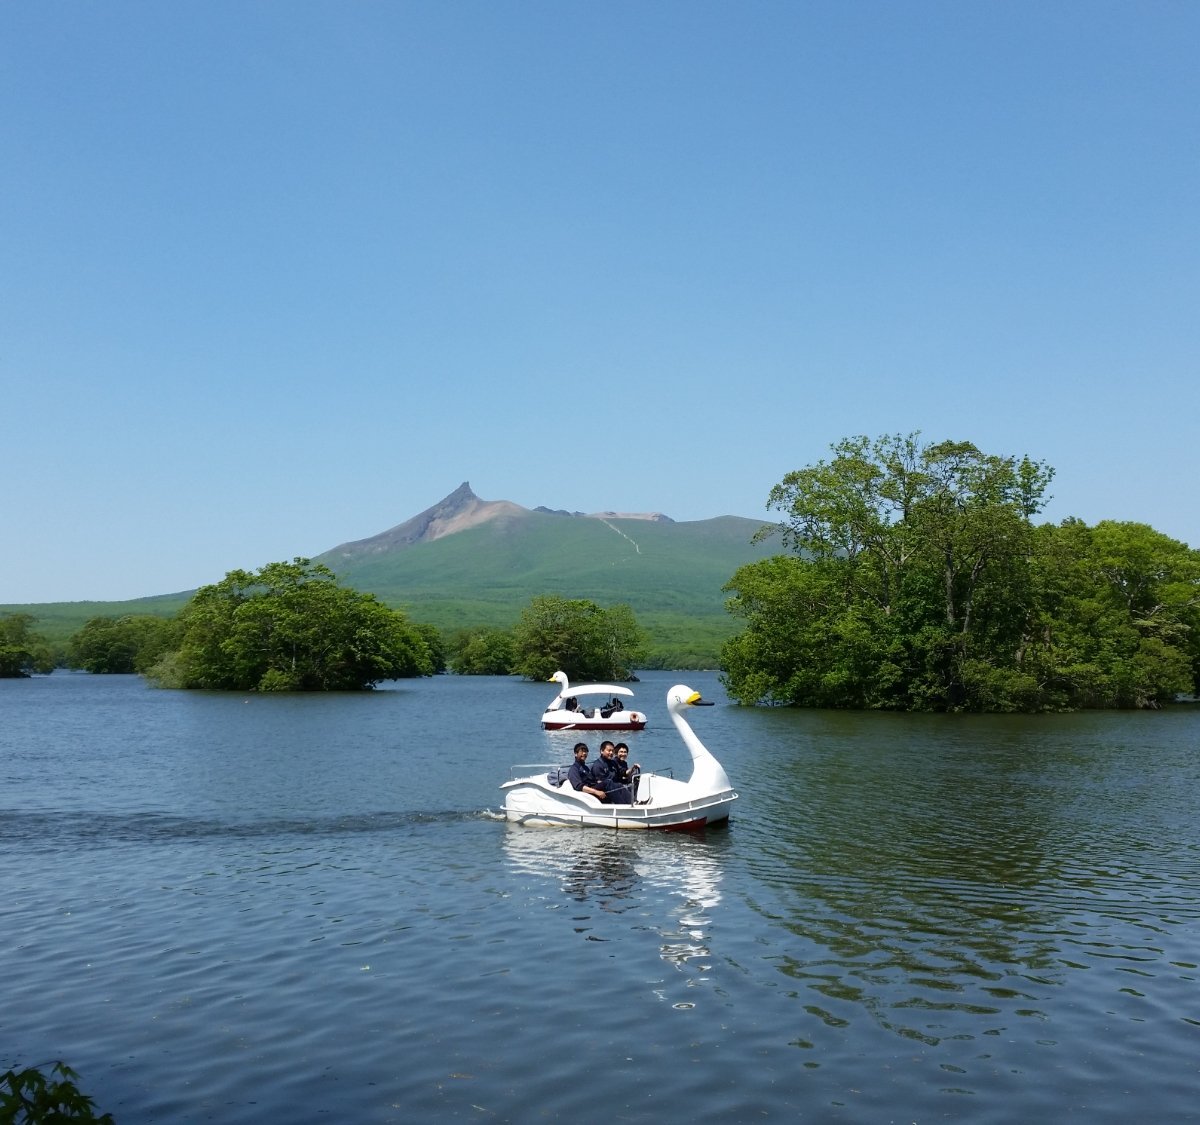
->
[[723, 434, 1199, 711], [447, 626, 518, 675], [511, 595, 647, 681], [148, 558, 433, 691], [0, 613, 55, 677], [67, 614, 178, 674]]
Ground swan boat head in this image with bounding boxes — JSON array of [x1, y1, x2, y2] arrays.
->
[[667, 684, 732, 793]]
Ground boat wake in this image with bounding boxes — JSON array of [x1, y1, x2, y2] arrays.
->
[[2, 808, 489, 848]]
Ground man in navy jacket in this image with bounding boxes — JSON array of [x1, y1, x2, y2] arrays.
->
[[591, 741, 632, 804], [567, 743, 608, 800]]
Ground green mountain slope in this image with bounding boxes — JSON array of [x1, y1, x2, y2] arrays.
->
[[0, 592, 191, 648], [316, 508, 775, 633]]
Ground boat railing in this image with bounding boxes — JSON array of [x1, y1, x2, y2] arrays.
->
[[509, 763, 559, 779], [508, 763, 675, 782]]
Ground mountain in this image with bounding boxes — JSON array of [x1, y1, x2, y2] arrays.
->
[[4, 484, 779, 660], [313, 484, 777, 655], [326, 482, 531, 555], [323, 481, 676, 560]]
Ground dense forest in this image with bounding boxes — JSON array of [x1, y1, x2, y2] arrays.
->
[[721, 434, 1199, 711]]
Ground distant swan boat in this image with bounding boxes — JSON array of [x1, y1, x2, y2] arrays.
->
[[539, 670, 648, 731]]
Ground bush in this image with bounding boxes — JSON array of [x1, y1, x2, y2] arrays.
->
[[0, 1062, 113, 1123]]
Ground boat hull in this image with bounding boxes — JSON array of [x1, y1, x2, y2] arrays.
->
[[500, 774, 736, 830], [541, 712, 647, 731]]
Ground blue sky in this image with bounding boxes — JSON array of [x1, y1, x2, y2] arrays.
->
[[3, 2, 1196, 603]]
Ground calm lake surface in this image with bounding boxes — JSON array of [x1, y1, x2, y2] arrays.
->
[[3, 669, 1199, 1123]]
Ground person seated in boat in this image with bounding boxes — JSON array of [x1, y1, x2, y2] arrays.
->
[[613, 742, 641, 800], [599, 696, 624, 718], [591, 741, 617, 784], [562, 696, 579, 712], [591, 740, 633, 804], [567, 742, 608, 801]]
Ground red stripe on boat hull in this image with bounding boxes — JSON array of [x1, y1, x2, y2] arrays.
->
[[659, 817, 708, 831], [542, 721, 647, 731]]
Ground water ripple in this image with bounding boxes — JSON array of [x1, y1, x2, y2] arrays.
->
[[5, 673, 1200, 1123]]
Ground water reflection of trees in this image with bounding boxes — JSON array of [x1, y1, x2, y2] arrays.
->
[[735, 711, 1136, 1046]]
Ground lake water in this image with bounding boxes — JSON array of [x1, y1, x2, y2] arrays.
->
[[3, 670, 1199, 1123]]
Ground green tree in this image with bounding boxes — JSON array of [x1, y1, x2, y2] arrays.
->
[[411, 622, 447, 674], [0, 613, 55, 677], [1021, 520, 1199, 708], [591, 603, 646, 682], [722, 554, 908, 707], [67, 614, 178, 674], [447, 627, 517, 675], [725, 434, 1063, 710], [151, 558, 433, 691], [511, 595, 646, 681]]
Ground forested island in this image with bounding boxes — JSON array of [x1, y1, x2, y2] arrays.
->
[[4, 434, 1197, 711], [722, 434, 1198, 710]]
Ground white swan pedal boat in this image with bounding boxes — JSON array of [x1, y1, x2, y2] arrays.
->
[[503, 684, 737, 830], [540, 670, 647, 731]]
